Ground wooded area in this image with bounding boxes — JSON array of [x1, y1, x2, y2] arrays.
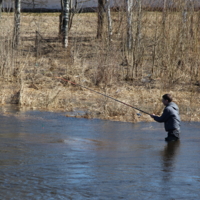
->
[[1, 0, 199, 82], [0, 0, 200, 121]]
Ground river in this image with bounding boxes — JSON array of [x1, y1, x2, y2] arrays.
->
[[0, 105, 200, 199]]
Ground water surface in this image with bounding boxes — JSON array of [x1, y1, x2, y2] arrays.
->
[[0, 106, 200, 199]]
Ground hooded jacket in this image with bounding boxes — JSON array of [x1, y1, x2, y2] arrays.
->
[[153, 102, 181, 132]]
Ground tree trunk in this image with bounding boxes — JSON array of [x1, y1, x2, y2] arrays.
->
[[181, 0, 188, 51], [105, 0, 112, 42], [13, 0, 21, 48], [59, 0, 64, 35], [97, 0, 105, 39], [62, 0, 70, 48], [162, 0, 167, 35], [189, 0, 194, 38], [60, 0, 76, 35], [182, 1, 187, 25], [0, 0, 2, 19], [135, 0, 142, 48], [134, 0, 142, 77], [126, 0, 133, 50], [68, 0, 77, 31]]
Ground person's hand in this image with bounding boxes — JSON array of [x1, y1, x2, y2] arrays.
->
[[150, 114, 155, 118]]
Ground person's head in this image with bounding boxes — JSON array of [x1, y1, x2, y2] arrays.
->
[[162, 94, 173, 106]]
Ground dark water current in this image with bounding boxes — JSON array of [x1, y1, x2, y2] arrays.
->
[[0, 106, 200, 200]]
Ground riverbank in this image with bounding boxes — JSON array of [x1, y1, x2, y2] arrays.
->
[[0, 12, 200, 122], [0, 77, 199, 122]]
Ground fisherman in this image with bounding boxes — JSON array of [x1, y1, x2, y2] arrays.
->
[[151, 94, 181, 142]]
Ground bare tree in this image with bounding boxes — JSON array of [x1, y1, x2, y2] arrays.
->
[[105, 0, 112, 42], [126, 0, 133, 50], [182, 0, 188, 24], [60, 0, 70, 48], [60, 0, 77, 35], [135, 0, 142, 48], [68, 0, 77, 30], [180, 0, 188, 54], [162, 0, 167, 35], [97, 0, 105, 39], [133, 0, 142, 77], [0, 0, 2, 19], [188, 0, 195, 38], [60, 0, 64, 35], [13, 0, 21, 48]]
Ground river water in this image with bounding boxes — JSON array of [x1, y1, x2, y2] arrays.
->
[[0, 106, 200, 200]]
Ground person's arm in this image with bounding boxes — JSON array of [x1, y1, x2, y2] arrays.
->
[[151, 108, 171, 123]]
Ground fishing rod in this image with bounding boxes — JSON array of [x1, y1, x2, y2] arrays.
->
[[56, 77, 151, 116]]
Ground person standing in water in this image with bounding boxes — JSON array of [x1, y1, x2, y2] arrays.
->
[[151, 94, 181, 142]]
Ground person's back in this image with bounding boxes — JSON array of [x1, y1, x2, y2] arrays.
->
[[151, 94, 181, 142]]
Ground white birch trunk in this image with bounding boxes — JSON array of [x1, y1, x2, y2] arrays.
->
[[13, 0, 21, 48], [126, 0, 133, 50], [105, 0, 112, 42], [62, 0, 69, 48], [182, 2, 187, 25]]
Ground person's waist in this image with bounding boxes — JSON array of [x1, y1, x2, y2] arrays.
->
[[167, 129, 180, 132]]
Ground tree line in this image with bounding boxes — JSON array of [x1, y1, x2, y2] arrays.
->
[[1, 0, 197, 50], [0, 0, 199, 85]]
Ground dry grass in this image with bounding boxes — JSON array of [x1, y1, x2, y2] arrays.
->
[[0, 11, 200, 122]]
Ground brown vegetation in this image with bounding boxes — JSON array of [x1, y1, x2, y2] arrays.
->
[[0, 11, 200, 122]]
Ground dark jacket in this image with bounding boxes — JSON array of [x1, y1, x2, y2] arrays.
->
[[153, 102, 181, 132]]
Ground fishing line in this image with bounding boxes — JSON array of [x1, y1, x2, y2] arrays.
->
[[56, 77, 151, 116]]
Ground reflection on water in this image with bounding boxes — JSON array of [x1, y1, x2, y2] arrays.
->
[[159, 141, 181, 199], [0, 105, 200, 200], [161, 140, 180, 189], [161, 141, 180, 173]]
